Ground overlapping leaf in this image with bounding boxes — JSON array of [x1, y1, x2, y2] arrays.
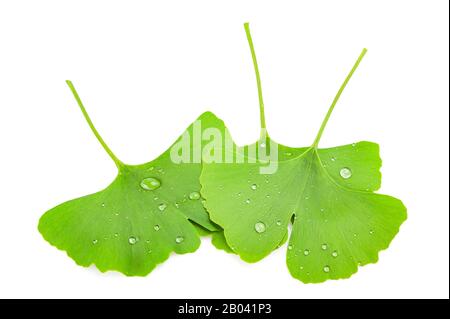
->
[[201, 23, 406, 283]]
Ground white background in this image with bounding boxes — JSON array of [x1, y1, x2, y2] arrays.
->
[[0, 0, 448, 299]]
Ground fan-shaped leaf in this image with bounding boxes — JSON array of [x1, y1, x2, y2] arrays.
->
[[201, 23, 406, 283], [39, 82, 225, 276]]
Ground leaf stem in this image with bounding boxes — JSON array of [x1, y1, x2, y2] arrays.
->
[[244, 22, 267, 131], [66, 80, 124, 170], [312, 48, 367, 148]]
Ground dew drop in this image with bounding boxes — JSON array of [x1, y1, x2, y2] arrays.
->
[[101, 203, 105, 208], [332, 251, 338, 258], [128, 236, 137, 245], [288, 245, 293, 250], [158, 203, 167, 211], [303, 249, 310, 256], [351, 143, 356, 147], [140, 177, 161, 191], [114, 233, 119, 238], [285, 152, 293, 156], [92, 239, 98, 245], [340, 167, 352, 179], [254, 222, 266, 233], [237, 192, 242, 197], [154, 225, 160, 231], [260, 142, 266, 148], [369, 229, 374, 235], [147, 166, 154, 171], [250, 184, 258, 190], [331, 156, 336, 162], [175, 236, 184, 244], [245, 199, 251, 204], [276, 220, 282, 226], [189, 191, 201, 200], [323, 265, 330, 273], [321, 244, 328, 250], [320, 208, 325, 213]]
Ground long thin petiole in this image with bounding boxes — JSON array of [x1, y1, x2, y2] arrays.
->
[[244, 22, 267, 133], [312, 48, 367, 148], [66, 80, 123, 169]]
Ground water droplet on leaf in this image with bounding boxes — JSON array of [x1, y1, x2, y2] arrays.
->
[[158, 203, 167, 211], [140, 177, 161, 191], [189, 191, 201, 200], [128, 236, 137, 245], [323, 265, 330, 273], [254, 222, 266, 233], [175, 236, 184, 244], [340, 167, 352, 179]]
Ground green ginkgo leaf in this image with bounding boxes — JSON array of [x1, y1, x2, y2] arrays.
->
[[38, 81, 226, 276], [201, 23, 407, 283]]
